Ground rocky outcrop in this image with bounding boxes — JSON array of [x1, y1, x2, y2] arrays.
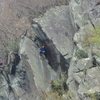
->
[[66, 0, 100, 100], [20, 36, 57, 91], [0, 4, 71, 100], [0, 0, 67, 57], [0, 0, 100, 100], [34, 5, 76, 59]]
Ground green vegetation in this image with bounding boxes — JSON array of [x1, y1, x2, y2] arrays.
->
[[83, 26, 100, 47], [43, 91, 63, 100], [86, 92, 100, 100], [82, 26, 100, 57], [51, 73, 68, 95], [42, 73, 68, 100], [75, 49, 88, 59], [65, 90, 75, 100]]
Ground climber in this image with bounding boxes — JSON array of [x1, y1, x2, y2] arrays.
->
[[0, 58, 3, 66], [40, 45, 47, 57], [0, 58, 4, 71], [8, 52, 20, 76], [92, 56, 97, 67]]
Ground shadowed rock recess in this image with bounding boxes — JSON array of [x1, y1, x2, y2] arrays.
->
[[0, 0, 100, 100]]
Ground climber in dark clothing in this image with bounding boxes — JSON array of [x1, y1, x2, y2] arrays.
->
[[40, 45, 47, 57], [0, 59, 3, 66], [0, 59, 4, 71], [11, 64, 16, 75], [92, 56, 97, 67], [11, 53, 20, 75]]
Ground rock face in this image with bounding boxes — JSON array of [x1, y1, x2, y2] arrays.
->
[[66, 0, 100, 100], [20, 37, 57, 91], [34, 5, 75, 59], [70, 0, 100, 27], [0, 0, 100, 100]]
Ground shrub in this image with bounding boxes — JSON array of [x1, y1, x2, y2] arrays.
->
[[82, 26, 100, 57], [51, 79, 62, 95], [86, 92, 98, 100], [83, 26, 100, 47], [51, 73, 68, 95], [75, 49, 88, 59]]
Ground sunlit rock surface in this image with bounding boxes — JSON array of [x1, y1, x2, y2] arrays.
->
[[34, 5, 75, 59], [0, 0, 100, 100]]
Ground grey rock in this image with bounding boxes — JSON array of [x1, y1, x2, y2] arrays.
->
[[34, 5, 76, 59], [70, 0, 100, 27], [78, 67, 100, 100], [20, 37, 57, 91]]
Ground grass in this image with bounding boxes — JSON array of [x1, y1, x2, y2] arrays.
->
[[83, 26, 100, 47], [86, 90, 100, 100], [44, 92, 63, 100]]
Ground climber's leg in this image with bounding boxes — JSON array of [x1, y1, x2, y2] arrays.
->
[[11, 64, 16, 76]]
